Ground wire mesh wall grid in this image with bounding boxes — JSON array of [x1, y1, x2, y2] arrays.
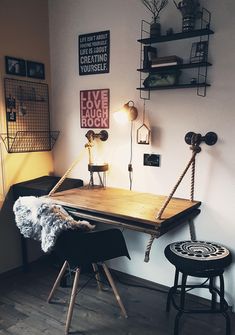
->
[[1, 78, 59, 153]]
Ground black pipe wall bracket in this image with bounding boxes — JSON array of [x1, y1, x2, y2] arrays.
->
[[185, 131, 218, 146]]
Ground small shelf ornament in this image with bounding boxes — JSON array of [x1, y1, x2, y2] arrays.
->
[[141, 0, 168, 37], [137, 100, 151, 144]]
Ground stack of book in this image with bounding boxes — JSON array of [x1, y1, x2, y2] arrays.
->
[[151, 55, 183, 68]]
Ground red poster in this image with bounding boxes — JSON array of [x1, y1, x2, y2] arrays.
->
[[80, 89, 109, 128]]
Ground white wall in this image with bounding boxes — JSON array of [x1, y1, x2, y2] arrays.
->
[[49, 0, 235, 307]]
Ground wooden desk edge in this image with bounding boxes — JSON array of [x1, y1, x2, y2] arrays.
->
[[64, 206, 201, 236]]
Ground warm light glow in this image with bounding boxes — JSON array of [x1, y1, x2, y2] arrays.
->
[[113, 109, 129, 124], [114, 101, 138, 124]]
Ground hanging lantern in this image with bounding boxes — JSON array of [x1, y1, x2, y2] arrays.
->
[[137, 100, 151, 144]]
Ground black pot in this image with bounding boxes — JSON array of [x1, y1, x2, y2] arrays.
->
[[150, 22, 161, 37]]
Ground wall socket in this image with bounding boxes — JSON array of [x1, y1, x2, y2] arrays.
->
[[143, 154, 160, 167]]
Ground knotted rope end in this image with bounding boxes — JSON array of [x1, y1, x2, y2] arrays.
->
[[144, 252, 150, 263]]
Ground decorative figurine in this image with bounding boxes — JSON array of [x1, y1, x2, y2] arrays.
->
[[173, 0, 200, 32]]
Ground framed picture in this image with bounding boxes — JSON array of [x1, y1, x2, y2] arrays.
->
[[5, 56, 26, 76], [26, 61, 45, 79], [79, 30, 110, 75], [190, 41, 208, 63], [80, 88, 109, 128]]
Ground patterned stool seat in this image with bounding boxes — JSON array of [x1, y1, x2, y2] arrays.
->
[[165, 240, 232, 276], [164, 240, 232, 335]]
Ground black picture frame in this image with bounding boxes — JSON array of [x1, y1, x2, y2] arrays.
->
[[5, 56, 26, 76], [78, 30, 110, 75], [190, 41, 208, 63], [26, 61, 45, 79]]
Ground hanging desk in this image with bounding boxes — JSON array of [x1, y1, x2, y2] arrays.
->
[[49, 187, 201, 236]]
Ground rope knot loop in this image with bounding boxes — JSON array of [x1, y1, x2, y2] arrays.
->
[[190, 145, 201, 153]]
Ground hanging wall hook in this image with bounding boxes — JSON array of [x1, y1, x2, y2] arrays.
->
[[85, 130, 109, 142], [185, 131, 218, 146]]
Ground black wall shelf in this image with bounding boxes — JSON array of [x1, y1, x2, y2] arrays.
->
[[138, 61, 212, 73], [138, 8, 213, 98], [138, 28, 214, 45], [137, 83, 211, 91]]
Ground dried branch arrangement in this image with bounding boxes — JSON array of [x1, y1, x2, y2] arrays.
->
[[141, 0, 168, 22]]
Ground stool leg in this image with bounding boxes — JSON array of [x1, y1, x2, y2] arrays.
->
[[179, 274, 187, 310], [65, 267, 80, 335], [47, 260, 68, 303], [92, 263, 103, 291], [224, 312, 231, 335], [102, 263, 128, 318], [174, 274, 187, 335], [219, 274, 231, 335], [209, 276, 217, 311], [219, 274, 225, 309], [166, 268, 179, 312], [174, 312, 183, 335]]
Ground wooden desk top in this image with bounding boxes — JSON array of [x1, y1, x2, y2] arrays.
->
[[49, 187, 201, 234]]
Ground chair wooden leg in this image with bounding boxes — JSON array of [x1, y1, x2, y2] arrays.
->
[[102, 263, 128, 318], [47, 260, 68, 303], [92, 263, 103, 291], [65, 267, 80, 335]]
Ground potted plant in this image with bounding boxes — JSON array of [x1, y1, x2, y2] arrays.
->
[[141, 0, 168, 37]]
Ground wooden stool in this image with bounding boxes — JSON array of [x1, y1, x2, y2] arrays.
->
[[164, 240, 232, 335]]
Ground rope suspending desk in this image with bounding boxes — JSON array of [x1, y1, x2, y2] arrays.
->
[[144, 131, 217, 262], [49, 187, 201, 260], [48, 131, 217, 262]]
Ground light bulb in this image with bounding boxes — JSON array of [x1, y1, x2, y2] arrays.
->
[[113, 110, 129, 124]]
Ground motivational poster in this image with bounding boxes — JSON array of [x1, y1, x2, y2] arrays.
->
[[80, 89, 109, 128], [79, 30, 110, 75]]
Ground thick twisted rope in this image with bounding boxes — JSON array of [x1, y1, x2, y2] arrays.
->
[[190, 158, 195, 202], [48, 147, 86, 197], [144, 231, 161, 262], [156, 150, 197, 221], [144, 142, 201, 263]]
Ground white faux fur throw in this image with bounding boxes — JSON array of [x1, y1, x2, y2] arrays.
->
[[13, 196, 95, 253]]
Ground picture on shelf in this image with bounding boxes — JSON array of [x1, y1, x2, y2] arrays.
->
[[5, 56, 26, 76], [190, 41, 208, 63], [6, 96, 16, 109], [27, 61, 45, 79], [143, 46, 157, 69]]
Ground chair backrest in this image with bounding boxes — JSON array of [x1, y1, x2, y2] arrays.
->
[[54, 228, 130, 266]]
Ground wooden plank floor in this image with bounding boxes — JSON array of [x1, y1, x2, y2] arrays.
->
[[0, 259, 234, 335]]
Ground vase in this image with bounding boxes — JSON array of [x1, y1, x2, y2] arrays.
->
[[174, 0, 200, 32], [150, 20, 161, 38]]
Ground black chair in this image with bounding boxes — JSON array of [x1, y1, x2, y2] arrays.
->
[[47, 228, 130, 334], [164, 240, 232, 335]]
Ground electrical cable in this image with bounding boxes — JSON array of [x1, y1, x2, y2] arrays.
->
[[128, 121, 134, 190]]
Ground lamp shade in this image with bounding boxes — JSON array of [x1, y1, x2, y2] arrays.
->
[[114, 100, 138, 124]]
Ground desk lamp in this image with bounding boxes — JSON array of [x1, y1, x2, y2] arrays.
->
[[85, 130, 109, 188], [113, 100, 138, 124]]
